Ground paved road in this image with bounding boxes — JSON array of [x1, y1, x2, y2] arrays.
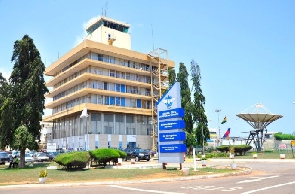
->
[[1, 159, 295, 194]]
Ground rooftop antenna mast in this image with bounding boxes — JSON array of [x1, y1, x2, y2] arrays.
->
[[151, 24, 154, 51], [105, 1, 108, 17]]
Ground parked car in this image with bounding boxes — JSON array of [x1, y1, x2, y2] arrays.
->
[[44, 152, 55, 161], [124, 148, 150, 161], [123, 148, 136, 161], [0, 152, 10, 164], [25, 153, 34, 163], [34, 152, 49, 162]]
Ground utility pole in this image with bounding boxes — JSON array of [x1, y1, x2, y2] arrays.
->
[[215, 109, 221, 146]]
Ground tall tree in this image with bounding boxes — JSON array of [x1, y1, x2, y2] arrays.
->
[[8, 35, 48, 168], [177, 63, 193, 133], [190, 60, 209, 153], [168, 67, 176, 87], [176, 63, 195, 154], [0, 73, 15, 150]]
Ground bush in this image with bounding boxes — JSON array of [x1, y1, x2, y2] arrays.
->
[[196, 151, 228, 158], [216, 145, 252, 155], [274, 133, 295, 140], [89, 148, 121, 167], [54, 151, 90, 169]]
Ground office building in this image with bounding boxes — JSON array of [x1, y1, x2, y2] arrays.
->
[[42, 16, 174, 151]]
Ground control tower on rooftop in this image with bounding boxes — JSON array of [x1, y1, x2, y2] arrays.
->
[[86, 16, 131, 50]]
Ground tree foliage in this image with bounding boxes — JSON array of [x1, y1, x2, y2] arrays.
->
[[190, 60, 209, 148], [168, 67, 176, 87], [274, 133, 295, 140], [0, 35, 48, 168], [177, 63, 194, 133]]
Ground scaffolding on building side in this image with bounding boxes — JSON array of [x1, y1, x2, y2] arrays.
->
[[148, 48, 169, 151]]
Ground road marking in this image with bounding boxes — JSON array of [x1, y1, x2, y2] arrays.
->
[[241, 181, 295, 194], [181, 185, 243, 191], [109, 185, 184, 194], [237, 176, 279, 184]]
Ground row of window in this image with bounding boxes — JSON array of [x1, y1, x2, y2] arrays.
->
[[54, 66, 152, 90], [53, 77, 151, 102], [53, 113, 152, 138], [53, 51, 156, 87], [52, 95, 152, 114]]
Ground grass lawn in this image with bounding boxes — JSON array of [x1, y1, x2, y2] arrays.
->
[[0, 162, 234, 186], [188, 150, 295, 160], [226, 150, 295, 159]]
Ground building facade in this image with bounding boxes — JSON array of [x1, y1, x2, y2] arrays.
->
[[42, 16, 174, 151]]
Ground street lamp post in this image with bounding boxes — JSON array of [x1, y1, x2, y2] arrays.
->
[[215, 109, 221, 146], [80, 107, 89, 151], [202, 125, 205, 155]]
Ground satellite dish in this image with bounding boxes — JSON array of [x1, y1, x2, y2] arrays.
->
[[80, 107, 89, 118]]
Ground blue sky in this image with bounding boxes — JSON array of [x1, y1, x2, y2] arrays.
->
[[1, 0, 294, 137]]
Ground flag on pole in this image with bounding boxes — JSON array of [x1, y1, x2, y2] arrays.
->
[[223, 128, 230, 139], [221, 116, 227, 124], [80, 107, 89, 118]]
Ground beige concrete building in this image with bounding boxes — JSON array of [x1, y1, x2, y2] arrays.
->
[[42, 16, 174, 151]]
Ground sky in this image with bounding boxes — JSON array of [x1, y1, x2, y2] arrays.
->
[[0, 0, 295, 138]]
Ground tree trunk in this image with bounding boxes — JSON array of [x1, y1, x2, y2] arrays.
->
[[19, 149, 26, 168]]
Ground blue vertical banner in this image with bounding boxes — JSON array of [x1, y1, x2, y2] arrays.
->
[[157, 82, 186, 163]]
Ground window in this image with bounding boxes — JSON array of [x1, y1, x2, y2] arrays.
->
[[110, 57, 116, 64], [104, 82, 108, 90], [109, 83, 115, 91], [116, 71, 121, 78], [116, 97, 121, 105], [104, 114, 114, 134], [116, 84, 120, 92], [92, 53, 98, 60], [98, 54, 103, 61], [97, 95, 102, 104], [137, 99, 141, 108], [121, 84, 126, 93], [104, 96, 109, 105], [121, 97, 125, 107], [110, 70, 115, 77], [110, 97, 115, 105], [115, 114, 125, 135], [126, 73, 130, 80]]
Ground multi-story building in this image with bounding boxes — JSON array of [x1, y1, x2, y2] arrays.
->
[[42, 16, 174, 151]]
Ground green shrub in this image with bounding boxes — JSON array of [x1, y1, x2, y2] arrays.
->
[[274, 133, 295, 140], [196, 151, 227, 158], [89, 148, 120, 167], [216, 145, 252, 155], [54, 151, 90, 169]]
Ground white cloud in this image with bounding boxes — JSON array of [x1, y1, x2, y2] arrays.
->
[[73, 15, 100, 47], [0, 68, 11, 80]]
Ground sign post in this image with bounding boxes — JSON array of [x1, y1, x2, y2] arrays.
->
[[47, 142, 57, 153], [157, 82, 186, 169], [291, 140, 295, 158]]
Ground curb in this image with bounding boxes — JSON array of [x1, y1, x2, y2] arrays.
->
[[0, 166, 252, 189]]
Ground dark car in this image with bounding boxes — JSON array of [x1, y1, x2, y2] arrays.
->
[[44, 152, 55, 161], [0, 152, 10, 164], [125, 148, 150, 161]]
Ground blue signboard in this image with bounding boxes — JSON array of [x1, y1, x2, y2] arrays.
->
[[159, 132, 186, 142], [159, 144, 187, 153], [159, 120, 185, 130], [158, 108, 184, 120], [157, 82, 186, 163]]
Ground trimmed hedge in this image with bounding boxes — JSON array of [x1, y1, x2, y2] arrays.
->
[[274, 133, 295, 140], [54, 151, 90, 169], [89, 148, 126, 167], [216, 145, 252, 155], [196, 152, 227, 158]]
